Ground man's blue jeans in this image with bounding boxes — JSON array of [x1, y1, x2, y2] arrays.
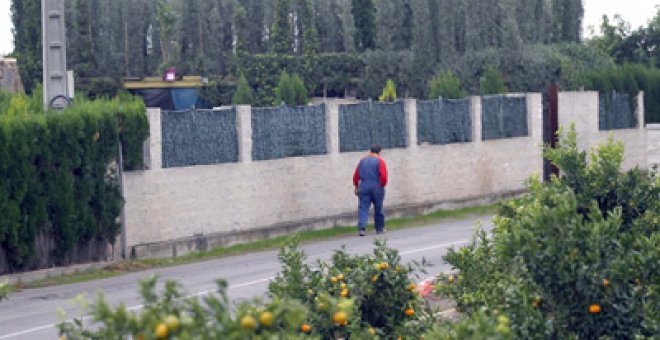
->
[[357, 186, 385, 231]]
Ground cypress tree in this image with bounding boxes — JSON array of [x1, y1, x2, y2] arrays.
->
[[351, 0, 376, 51], [271, 0, 294, 54], [232, 73, 255, 105], [480, 65, 508, 95], [10, 0, 42, 94]]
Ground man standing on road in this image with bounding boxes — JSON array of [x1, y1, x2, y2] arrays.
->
[[353, 144, 388, 236]]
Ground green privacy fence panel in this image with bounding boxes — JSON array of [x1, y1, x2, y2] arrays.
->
[[339, 101, 406, 152], [599, 92, 637, 130], [252, 104, 327, 161], [161, 109, 238, 168], [417, 99, 472, 145], [481, 95, 528, 140]]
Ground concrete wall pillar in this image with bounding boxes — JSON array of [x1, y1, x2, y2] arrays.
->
[[236, 105, 253, 163], [470, 96, 482, 143], [146, 108, 162, 170], [527, 93, 543, 141], [325, 101, 340, 155], [404, 99, 418, 149], [637, 91, 645, 129]]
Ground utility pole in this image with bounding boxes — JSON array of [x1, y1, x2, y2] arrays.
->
[[42, 0, 69, 110]]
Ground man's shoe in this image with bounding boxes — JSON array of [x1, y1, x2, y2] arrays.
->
[[376, 229, 386, 234], [359, 230, 366, 236]]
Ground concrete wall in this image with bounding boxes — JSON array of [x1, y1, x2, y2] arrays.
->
[[558, 91, 648, 170], [123, 95, 544, 258], [648, 124, 660, 168], [0, 57, 24, 93]]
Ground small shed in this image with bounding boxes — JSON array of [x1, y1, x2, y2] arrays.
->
[[123, 76, 208, 110]]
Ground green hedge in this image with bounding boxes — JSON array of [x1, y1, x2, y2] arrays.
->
[[580, 64, 660, 124], [201, 54, 364, 107], [0, 95, 148, 272]]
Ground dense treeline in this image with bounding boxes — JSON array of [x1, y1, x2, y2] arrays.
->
[[11, 0, 584, 96], [9, 0, 660, 121]]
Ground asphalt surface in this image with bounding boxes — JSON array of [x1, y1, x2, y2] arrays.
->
[[0, 214, 492, 339]]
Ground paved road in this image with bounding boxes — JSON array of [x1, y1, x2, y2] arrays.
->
[[0, 215, 492, 339]]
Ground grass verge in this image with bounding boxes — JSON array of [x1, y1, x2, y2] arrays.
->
[[15, 204, 496, 289]]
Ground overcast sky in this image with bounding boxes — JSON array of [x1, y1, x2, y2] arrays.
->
[[0, 0, 658, 56]]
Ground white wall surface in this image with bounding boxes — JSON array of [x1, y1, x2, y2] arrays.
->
[[122, 94, 548, 257]]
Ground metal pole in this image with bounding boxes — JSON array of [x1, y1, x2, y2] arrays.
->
[[118, 141, 127, 259]]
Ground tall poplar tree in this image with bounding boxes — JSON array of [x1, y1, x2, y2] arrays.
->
[[351, 0, 376, 51], [245, 0, 266, 53], [11, 0, 42, 94], [271, 0, 294, 54]]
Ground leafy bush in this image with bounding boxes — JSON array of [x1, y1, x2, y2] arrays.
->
[[231, 73, 254, 105], [0, 93, 148, 272], [378, 79, 397, 102], [424, 308, 513, 339], [58, 276, 315, 339], [428, 70, 466, 99], [437, 126, 659, 338], [275, 72, 308, 106], [480, 65, 507, 95], [268, 236, 433, 338]]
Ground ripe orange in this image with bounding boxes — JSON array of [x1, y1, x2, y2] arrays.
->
[[155, 323, 168, 339], [330, 276, 338, 283], [589, 304, 601, 314], [301, 323, 312, 333], [337, 273, 344, 281], [165, 315, 180, 333], [333, 311, 348, 326], [602, 279, 610, 288], [341, 283, 347, 289], [368, 327, 376, 335], [380, 262, 389, 270], [405, 308, 414, 316], [408, 283, 416, 291], [240, 315, 257, 330], [371, 275, 379, 283], [341, 289, 349, 297], [259, 311, 274, 327]]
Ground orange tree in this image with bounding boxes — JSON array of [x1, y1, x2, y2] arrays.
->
[[57, 276, 317, 339], [437, 126, 659, 339], [268, 236, 434, 338]]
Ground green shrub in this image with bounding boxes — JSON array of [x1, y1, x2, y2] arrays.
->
[[437, 126, 659, 338], [58, 276, 315, 339], [480, 65, 507, 95], [231, 73, 254, 105], [378, 79, 397, 102], [275, 72, 308, 106], [268, 236, 433, 338], [424, 308, 513, 339], [428, 70, 466, 99]]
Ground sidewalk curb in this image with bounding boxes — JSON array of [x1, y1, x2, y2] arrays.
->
[[0, 261, 115, 286]]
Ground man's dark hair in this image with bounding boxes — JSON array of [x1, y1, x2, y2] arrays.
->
[[370, 144, 382, 154]]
